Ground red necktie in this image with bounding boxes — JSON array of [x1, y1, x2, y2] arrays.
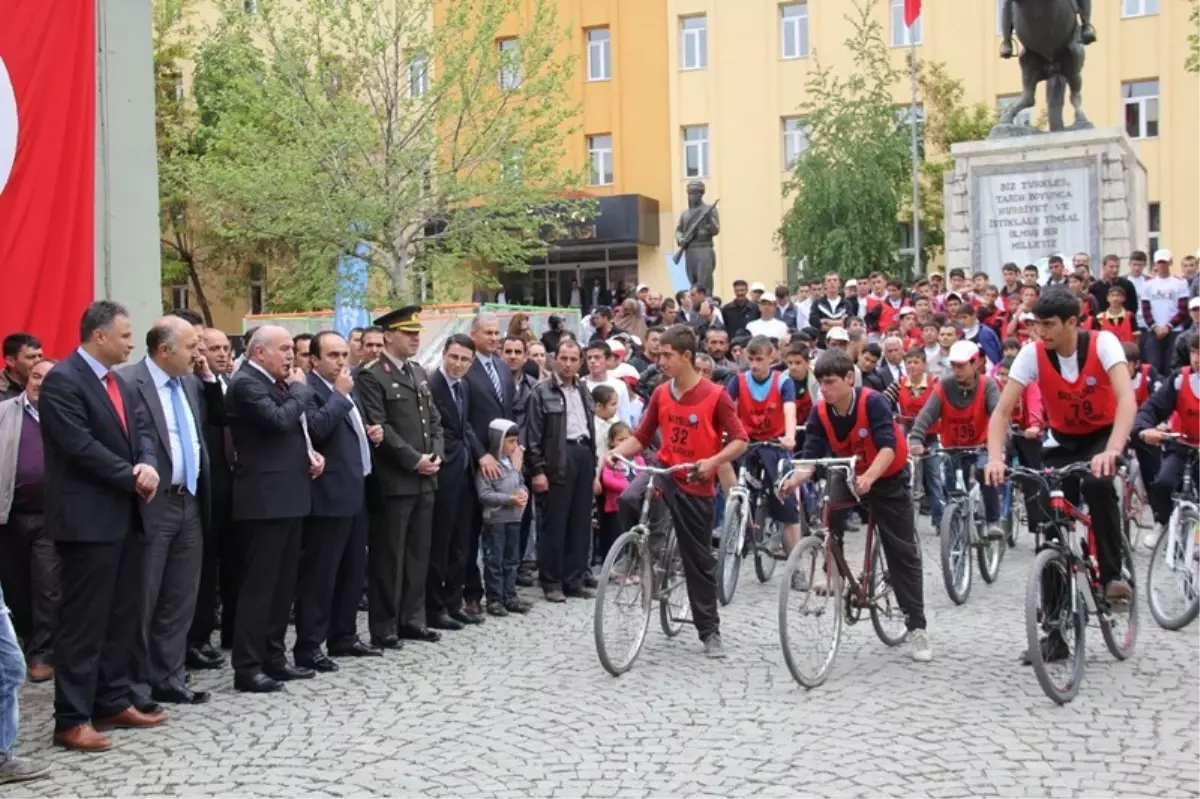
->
[[104, 372, 128, 433]]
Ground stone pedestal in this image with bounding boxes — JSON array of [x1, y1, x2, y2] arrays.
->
[[944, 128, 1147, 283]]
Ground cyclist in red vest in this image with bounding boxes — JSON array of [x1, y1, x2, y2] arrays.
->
[[885, 348, 947, 526], [1088, 285, 1138, 344], [607, 325, 748, 660], [1133, 332, 1200, 550], [780, 350, 931, 663], [986, 289, 1137, 664]]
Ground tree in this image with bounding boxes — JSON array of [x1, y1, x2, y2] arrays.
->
[[1187, 0, 1199, 74], [189, 0, 591, 310], [777, 0, 911, 279]]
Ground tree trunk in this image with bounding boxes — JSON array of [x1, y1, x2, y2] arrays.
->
[[185, 256, 215, 327]]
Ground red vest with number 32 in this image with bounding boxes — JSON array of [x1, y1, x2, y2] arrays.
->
[[1036, 333, 1117, 436], [655, 381, 724, 496]]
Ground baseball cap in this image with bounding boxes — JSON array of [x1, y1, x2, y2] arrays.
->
[[844, 279, 858, 288], [928, 271, 945, 279], [1190, 296, 1200, 311], [750, 281, 766, 293], [605, 338, 627, 355], [827, 327, 850, 342], [611, 363, 640, 381], [948, 340, 980, 363], [1154, 249, 1172, 263], [899, 306, 916, 316], [636, 283, 649, 293]]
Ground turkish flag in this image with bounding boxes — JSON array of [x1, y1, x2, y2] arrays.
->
[[904, 0, 922, 27], [0, 1, 95, 357]]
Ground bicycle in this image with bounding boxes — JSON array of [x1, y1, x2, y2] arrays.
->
[[1117, 450, 1152, 548], [938, 445, 1005, 605], [716, 441, 788, 605], [1146, 434, 1199, 630], [593, 457, 699, 676], [776, 457, 910, 689], [1008, 462, 1138, 705], [1001, 424, 1029, 548]]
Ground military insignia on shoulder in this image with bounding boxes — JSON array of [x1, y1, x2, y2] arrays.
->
[[381, 360, 392, 373], [363, 358, 380, 370]]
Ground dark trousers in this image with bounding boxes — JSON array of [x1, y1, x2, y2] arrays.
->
[[426, 466, 476, 618], [1150, 450, 1198, 526], [539, 443, 596, 592], [481, 521, 521, 603], [596, 509, 621, 563], [1142, 330, 1178, 377], [368, 493, 433, 637], [231, 517, 303, 677], [0, 512, 60, 665], [618, 475, 719, 641], [294, 514, 354, 657], [53, 527, 143, 730], [829, 470, 926, 631], [1133, 439, 1166, 523], [135, 493, 203, 697], [465, 517, 484, 605], [1009, 436, 1045, 532], [329, 510, 369, 651], [189, 474, 231, 647]]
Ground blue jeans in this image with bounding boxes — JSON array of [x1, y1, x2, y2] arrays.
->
[[945, 452, 1001, 524], [0, 584, 25, 755], [923, 450, 948, 526], [482, 522, 521, 603]]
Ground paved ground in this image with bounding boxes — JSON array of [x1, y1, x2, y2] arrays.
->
[[10, 516, 1200, 798]]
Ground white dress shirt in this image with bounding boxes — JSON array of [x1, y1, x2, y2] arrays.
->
[[316, 373, 372, 476], [146, 359, 201, 489]]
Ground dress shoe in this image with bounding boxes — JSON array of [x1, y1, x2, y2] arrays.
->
[[582, 573, 599, 589], [264, 662, 315, 681], [369, 635, 404, 650], [544, 589, 566, 603], [53, 724, 111, 752], [94, 706, 169, 730], [565, 586, 597, 599], [504, 598, 532, 614], [427, 612, 465, 631], [463, 599, 484, 616], [295, 652, 339, 673], [516, 572, 536, 588], [27, 662, 53, 683], [133, 699, 162, 715], [487, 603, 509, 617], [187, 645, 225, 670], [234, 672, 283, 693], [329, 640, 382, 658], [449, 608, 485, 626], [397, 626, 440, 643], [152, 685, 211, 705]]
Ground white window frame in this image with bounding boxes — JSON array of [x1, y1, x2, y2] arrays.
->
[[586, 28, 611, 81], [407, 52, 430, 99], [498, 38, 521, 90], [1122, 80, 1159, 139], [680, 16, 708, 70], [780, 3, 810, 60], [170, 285, 189, 311], [1148, 202, 1161, 255], [890, 0, 922, 46], [782, 117, 809, 169], [1122, 0, 1159, 18], [682, 125, 709, 179], [997, 94, 1033, 127], [588, 134, 614, 186]]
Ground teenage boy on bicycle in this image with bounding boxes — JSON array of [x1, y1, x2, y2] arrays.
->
[[779, 350, 932, 663], [985, 289, 1136, 664], [607, 326, 748, 659]]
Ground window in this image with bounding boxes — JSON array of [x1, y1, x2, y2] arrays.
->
[[503, 148, 523, 181], [1148, 202, 1161, 255], [407, 52, 430, 99], [1122, 80, 1159, 138], [782, 117, 809, 168], [243, 0, 257, 14], [1122, 0, 1159, 17], [586, 28, 611, 81], [170, 285, 189, 311], [587, 134, 613, 186], [890, 0, 921, 46], [249, 264, 265, 315], [682, 125, 709, 178], [498, 38, 521, 90], [997, 94, 1033, 127], [780, 3, 810, 60], [895, 104, 925, 159], [680, 16, 708, 70]]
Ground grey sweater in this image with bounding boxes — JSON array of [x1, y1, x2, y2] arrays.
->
[[908, 375, 1000, 443], [476, 419, 525, 524]]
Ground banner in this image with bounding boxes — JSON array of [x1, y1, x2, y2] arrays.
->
[[333, 243, 372, 336], [0, 1, 96, 356]]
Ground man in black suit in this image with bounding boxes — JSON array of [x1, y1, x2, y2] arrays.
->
[[123, 317, 224, 707], [462, 314, 515, 617], [295, 332, 382, 669], [226, 325, 324, 693], [425, 334, 485, 631], [39, 301, 166, 751]]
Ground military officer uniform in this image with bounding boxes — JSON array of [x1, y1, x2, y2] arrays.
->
[[356, 306, 445, 646]]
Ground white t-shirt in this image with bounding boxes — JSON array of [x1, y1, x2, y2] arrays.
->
[[746, 317, 789, 342], [1141, 276, 1190, 331], [1009, 330, 1126, 387], [1175, 371, 1200, 396]]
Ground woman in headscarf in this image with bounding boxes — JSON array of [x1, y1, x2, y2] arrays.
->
[[507, 312, 535, 345], [613, 298, 647, 341]]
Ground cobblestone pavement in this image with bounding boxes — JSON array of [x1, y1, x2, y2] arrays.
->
[[10, 517, 1200, 798]]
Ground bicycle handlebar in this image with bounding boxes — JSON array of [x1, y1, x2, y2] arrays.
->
[[776, 457, 861, 502], [612, 455, 699, 476]]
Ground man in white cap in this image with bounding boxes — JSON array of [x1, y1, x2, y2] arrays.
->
[[908, 340, 1004, 541], [749, 282, 767, 303], [1141, 249, 1192, 375], [746, 293, 790, 343]]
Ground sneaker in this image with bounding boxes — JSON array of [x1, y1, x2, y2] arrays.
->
[[0, 756, 50, 785], [504, 599, 531, 614], [1104, 580, 1133, 606], [1019, 632, 1070, 666], [908, 629, 932, 663], [790, 569, 810, 592], [703, 634, 726, 659], [986, 524, 1005, 541], [1143, 523, 1165, 551]]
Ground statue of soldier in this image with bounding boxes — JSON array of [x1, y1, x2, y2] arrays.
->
[[674, 180, 720, 294]]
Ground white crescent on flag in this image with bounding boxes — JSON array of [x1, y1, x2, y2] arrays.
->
[[0, 55, 17, 197]]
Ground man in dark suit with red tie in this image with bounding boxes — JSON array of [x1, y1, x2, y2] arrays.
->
[[38, 301, 165, 751]]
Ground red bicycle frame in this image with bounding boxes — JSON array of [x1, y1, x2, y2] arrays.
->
[[1047, 491, 1102, 590], [821, 497, 876, 607]]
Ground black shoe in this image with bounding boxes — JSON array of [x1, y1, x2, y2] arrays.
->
[[264, 662, 315, 681], [370, 635, 404, 650], [328, 641, 383, 658], [1019, 633, 1070, 666], [357, 595, 369, 612], [504, 599, 532, 614], [151, 685, 211, 705], [565, 586, 597, 599], [516, 572, 535, 588], [449, 607, 485, 626], [427, 612, 465, 631], [487, 603, 509, 617], [235, 672, 283, 693], [133, 699, 162, 715], [294, 652, 339, 673], [397, 626, 440, 643], [186, 645, 225, 670], [582, 573, 599, 590]]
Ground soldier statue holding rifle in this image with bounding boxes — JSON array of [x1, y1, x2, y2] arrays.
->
[[674, 180, 720, 294]]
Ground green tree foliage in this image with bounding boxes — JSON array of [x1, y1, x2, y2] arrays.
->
[[1187, 0, 1199, 74], [189, 0, 592, 310], [777, 0, 911, 279]]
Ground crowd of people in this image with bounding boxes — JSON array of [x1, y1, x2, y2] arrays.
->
[[0, 245, 1196, 782]]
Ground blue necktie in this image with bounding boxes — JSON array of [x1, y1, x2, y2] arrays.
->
[[484, 358, 503, 402], [168, 378, 199, 495]]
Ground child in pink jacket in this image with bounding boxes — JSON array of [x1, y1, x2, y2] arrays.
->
[[598, 423, 642, 557]]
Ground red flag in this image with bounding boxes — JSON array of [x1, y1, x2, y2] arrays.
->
[[904, 0, 922, 27], [0, 1, 96, 357]]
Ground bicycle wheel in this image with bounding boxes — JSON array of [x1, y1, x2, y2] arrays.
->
[[1099, 532, 1138, 660], [1148, 505, 1200, 630], [754, 502, 778, 583], [1025, 546, 1087, 705], [778, 536, 842, 688], [593, 529, 653, 676], [716, 494, 745, 606], [659, 530, 693, 637], [1003, 484, 1024, 548], [869, 535, 909, 646], [939, 500, 972, 605], [977, 527, 1006, 585]]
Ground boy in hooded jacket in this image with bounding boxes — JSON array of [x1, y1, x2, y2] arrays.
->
[[476, 420, 532, 616]]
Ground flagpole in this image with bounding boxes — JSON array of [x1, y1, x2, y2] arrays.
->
[[908, 38, 922, 278]]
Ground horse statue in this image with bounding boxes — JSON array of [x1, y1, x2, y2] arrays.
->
[[992, 0, 1093, 136]]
